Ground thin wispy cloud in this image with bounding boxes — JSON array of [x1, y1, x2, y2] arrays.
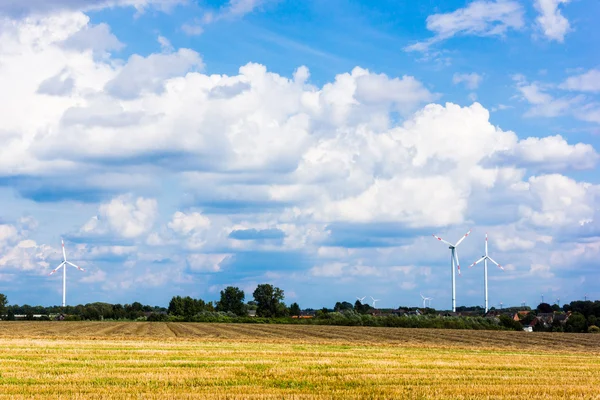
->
[[405, 0, 524, 52]]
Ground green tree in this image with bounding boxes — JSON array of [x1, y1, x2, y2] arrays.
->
[[168, 296, 184, 316], [537, 303, 553, 313], [289, 302, 301, 317], [0, 293, 7, 317], [216, 286, 246, 316], [253, 284, 285, 318], [499, 315, 522, 331], [334, 301, 353, 312], [182, 296, 203, 319], [354, 300, 371, 314], [565, 312, 587, 333]]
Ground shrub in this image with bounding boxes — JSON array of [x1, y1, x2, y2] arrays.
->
[[588, 325, 600, 333], [147, 313, 169, 322]]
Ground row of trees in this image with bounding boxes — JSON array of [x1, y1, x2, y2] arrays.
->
[[1, 299, 166, 321], [167, 284, 297, 320], [2, 290, 600, 333]]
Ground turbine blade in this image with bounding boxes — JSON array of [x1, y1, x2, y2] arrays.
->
[[454, 229, 472, 247], [66, 261, 84, 271], [62, 239, 67, 261], [49, 262, 65, 275], [469, 256, 486, 268], [453, 250, 461, 275], [487, 257, 504, 270], [432, 234, 453, 247], [485, 233, 488, 256]]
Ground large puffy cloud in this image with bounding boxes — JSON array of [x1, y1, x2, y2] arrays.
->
[[2, 11, 593, 235], [0, 219, 57, 273], [104, 49, 204, 99], [518, 174, 597, 228], [81, 195, 158, 238], [509, 135, 598, 170], [271, 103, 519, 227]]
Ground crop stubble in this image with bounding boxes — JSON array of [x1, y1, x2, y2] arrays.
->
[[0, 322, 599, 399]]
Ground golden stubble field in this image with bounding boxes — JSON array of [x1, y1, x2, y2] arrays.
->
[[1, 322, 600, 399]]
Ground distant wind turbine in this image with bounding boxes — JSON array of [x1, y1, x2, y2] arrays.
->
[[370, 296, 380, 308], [356, 296, 366, 303], [420, 293, 433, 308], [49, 239, 85, 307], [469, 233, 504, 313], [433, 229, 471, 312]]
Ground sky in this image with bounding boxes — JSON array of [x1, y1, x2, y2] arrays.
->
[[0, 0, 599, 310]]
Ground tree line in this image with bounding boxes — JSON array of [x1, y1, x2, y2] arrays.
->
[[1, 289, 599, 333]]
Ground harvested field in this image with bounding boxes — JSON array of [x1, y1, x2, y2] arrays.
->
[[1, 322, 599, 399]]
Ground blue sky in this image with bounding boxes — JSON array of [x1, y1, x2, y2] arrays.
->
[[0, 0, 599, 310]]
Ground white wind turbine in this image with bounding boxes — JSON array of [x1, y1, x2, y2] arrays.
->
[[370, 296, 380, 308], [433, 229, 471, 312], [356, 296, 366, 303], [469, 233, 504, 313], [49, 239, 85, 307], [420, 293, 433, 308]]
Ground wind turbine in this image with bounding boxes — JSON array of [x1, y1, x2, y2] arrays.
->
[[49, 239, 84, 307], [370, 296, 380, 308], [420, 293, 433, 308], [433, 229, 471, 312], [469, 233, 504, 313], [356, 296, 366, 303]]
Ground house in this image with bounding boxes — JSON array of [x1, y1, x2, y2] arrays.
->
[[513, 311, 530, 321], [554, 312, 571, 325], [247, 309, 256, 317]]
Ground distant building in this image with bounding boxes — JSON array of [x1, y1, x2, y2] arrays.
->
[[513, 311, 530, 321]]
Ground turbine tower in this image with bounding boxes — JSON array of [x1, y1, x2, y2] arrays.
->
[[49, 239, 84, 307], [433, 229, 471, 312], [469, 233, 504, 313]]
